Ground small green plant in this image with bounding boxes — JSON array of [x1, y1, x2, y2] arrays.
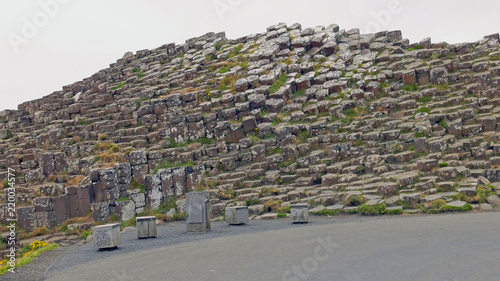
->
[[439, 119, 448, 129], [403, 84, 419, 92], [215, 42, 222, 50], [430, 199, 446, 209], [429, 84, 449, 91], [355, 165, 367, 175], [345, 195, 366, 207], [249, 134, 261, 145], [295, 129, 310, 144], [130, 178, 145, 193], [154, 160, 195, 174], [0, 243, 58, 275], [264, 199, 281, 212], [259, 187, 280, 197], [269, 73, 288, 94], [245, 198, 260, 206], [439, 203, 473, 213], [112, 82, 127, 90], [137, 71, 145, 80], [416, 107, 431, 114], [218, 67, 230, 74], [277, 213, 287, 218], [80, 230, 92, 240], [217, 75, 236, 92], [417, 96, 432, 103], [357, 203, 387, 215], [292, 89, 306, 99], [228, 44, 243, 58], [218, 189, 235, 200], [266, 148, 283, 156], [439, 162, 449, 167], [116, 197, 130, 202], [407, 44, 423, 51]]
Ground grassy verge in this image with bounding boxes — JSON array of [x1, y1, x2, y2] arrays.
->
[[0, 243, 59, 275]]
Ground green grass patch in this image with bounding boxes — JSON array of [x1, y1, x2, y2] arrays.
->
[[116, 197, 130, 202], [80, 230, 92, 240], [245, 199, 260, 206], [416, 107, 431, 114], [403, 84, 419, 92], [218, 67, 230, 74], [429, 84, 449, 91], [154, 160, 195, 174], [0, 244, 58, 275], [417, 96, 432, 103], [292, 89, 306, 99], [130, 178, 145, 194], [357, 203, 387, 215], [228, 44, 243, 58], [439, 119, 448, 129], [295, 129, 310, 144], [407, 44, 423, 51], [269, 73, 288, 94], [439, 203, 473, 213], [112, 82, 127, 90], [217, 75, 236, 92]]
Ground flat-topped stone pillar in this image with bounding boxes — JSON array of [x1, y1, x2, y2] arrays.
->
[[186, 191, 211, 233], [92, 223, 121, 249], [225, 206, 249, 225], [136, 216, 157, 239], [291, 204, 309, 223]]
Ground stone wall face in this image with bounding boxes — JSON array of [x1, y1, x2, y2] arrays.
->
[[1, 26, 500, 229]]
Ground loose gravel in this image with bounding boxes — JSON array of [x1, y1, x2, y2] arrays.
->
[[0, 213, 454, 281]]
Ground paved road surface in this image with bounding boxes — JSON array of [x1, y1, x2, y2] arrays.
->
[[43, 212, 500, 281]]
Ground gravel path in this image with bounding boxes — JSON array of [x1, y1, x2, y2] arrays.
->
[[0, 247, 71, 281], [0, 212, 491, 281]]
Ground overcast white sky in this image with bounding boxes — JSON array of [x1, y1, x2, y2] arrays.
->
[[1, 0, 500, 111]]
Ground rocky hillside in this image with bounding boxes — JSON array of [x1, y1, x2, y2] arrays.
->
[[1, 22, 500, 232]]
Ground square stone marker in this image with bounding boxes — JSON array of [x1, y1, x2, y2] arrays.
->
[[136, 216, 157, 239], [226, 206, 249, 225], [92, 223, 121, 249], [291, 204, 309, 223]]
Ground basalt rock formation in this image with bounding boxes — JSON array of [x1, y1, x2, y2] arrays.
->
[[1, 23, 500, 231]]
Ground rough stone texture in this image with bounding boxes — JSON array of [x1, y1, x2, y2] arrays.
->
[[1, 24, 499, 230]]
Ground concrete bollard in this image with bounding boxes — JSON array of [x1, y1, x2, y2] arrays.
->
[[186, 191, 211, 233], [136, 216, 157, 239], [291, 204, 309, 223], [92, 223, 121, 249], [225, 206, 249, 225]]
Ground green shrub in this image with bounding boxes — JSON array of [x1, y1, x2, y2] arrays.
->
[[417, 96, 432, 103], [416, 107, 431, 114], [357, 203, 387, 215], [245, 199, 260, 206], [292, 89, 306, 99], [439, 203, 473, 213], [269, 73, 288, 94], [439, 119, 448, 129], [403, 84, 419, 92], [345, 195, 366, 207], [439, 162, 449, 167], [80, 230, 92, 240]]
